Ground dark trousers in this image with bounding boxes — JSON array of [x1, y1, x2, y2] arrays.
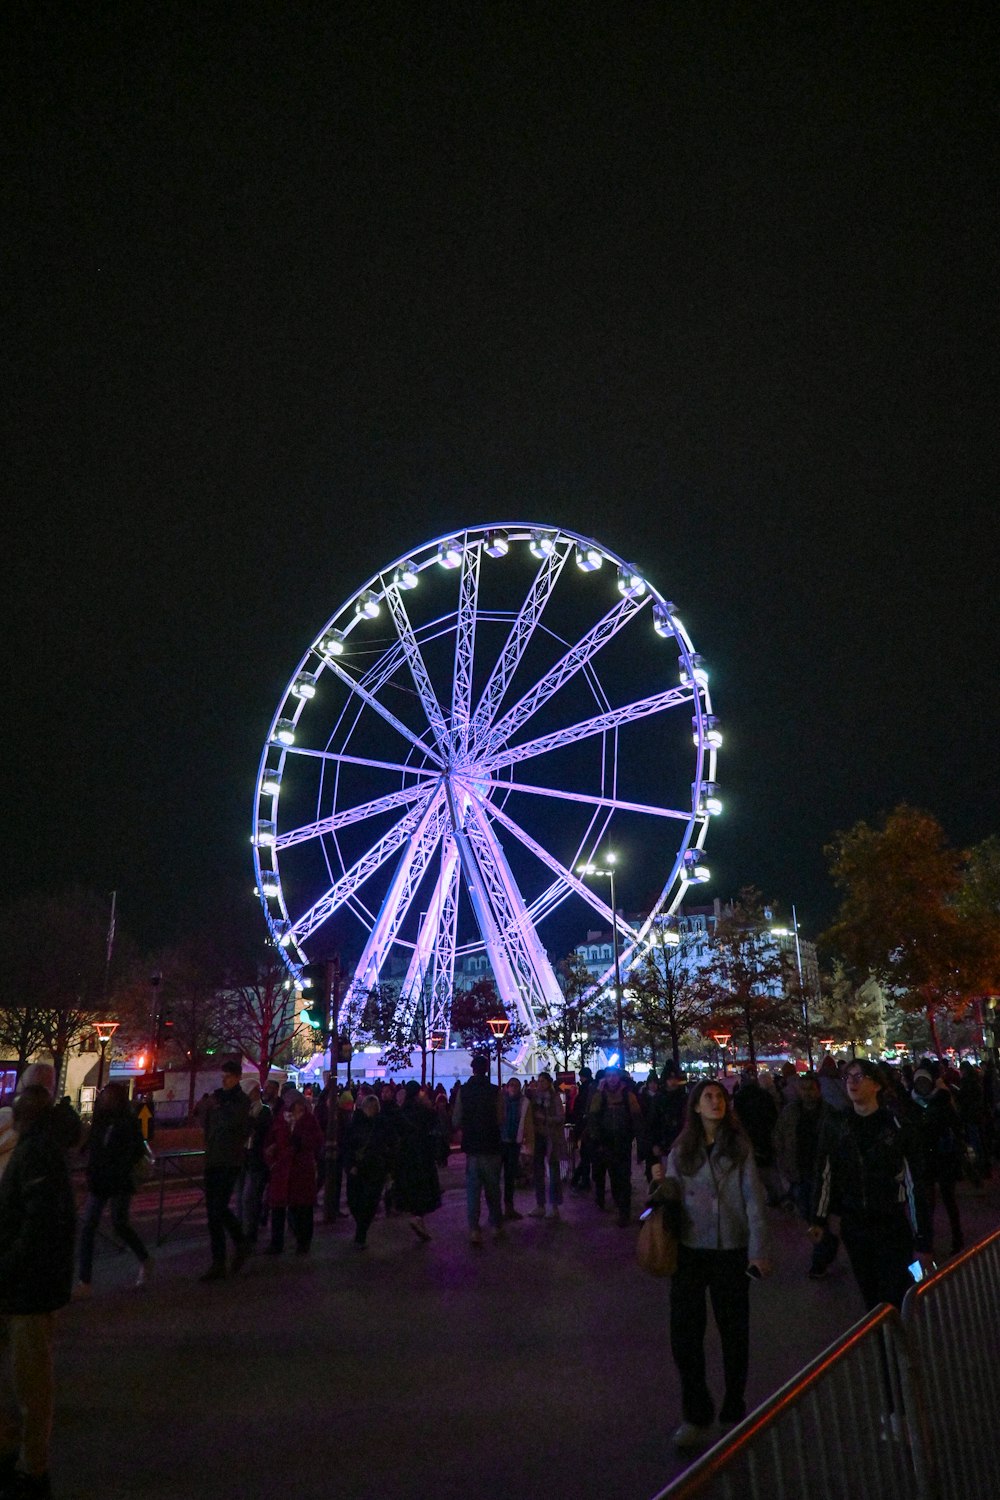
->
[[840, 1215, 914, 1311], [670, 1245, 750, 1426], [268, 1204, 313, 1251], [323, 1155, 344, 1221], [78, 1192, 149, 1283], [500, 1142, 521, 1207], [572, 1136, 595, 1189], [928, 1178, 963, 1252], [347, 1173, 385, 1244], [204, 1165, 246, 1267], [596, 1147, 632, 1220]]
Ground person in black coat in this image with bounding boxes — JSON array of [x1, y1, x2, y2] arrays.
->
[[344, 1095, 395, 1248], [0, 1084, 76, 1495], [393, 1082, 442, 1241], [77, 1082, 153, 1293]]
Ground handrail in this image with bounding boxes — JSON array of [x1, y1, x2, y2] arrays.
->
[[651, 1304, 936, 1499]]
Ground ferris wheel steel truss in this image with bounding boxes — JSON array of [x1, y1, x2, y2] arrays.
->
[[252, 524, 720, 1054]]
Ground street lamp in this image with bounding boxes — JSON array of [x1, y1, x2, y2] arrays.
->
[[770, 905, 814, 1070], [93, 1020, 119, 1094], [577, 854, 626, 1068], [486, 1016, 510, 1089], [710, 1031, 731, 1077], [429, 1029, 445, 1089]]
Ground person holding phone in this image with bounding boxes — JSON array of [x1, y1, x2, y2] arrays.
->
[[651, 1080, 771, 1454], [810, 1058, 932, 1310]]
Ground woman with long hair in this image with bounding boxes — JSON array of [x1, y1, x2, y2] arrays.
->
[[651, 1079, 771, 1453], [77, 1082, 152, 1294]]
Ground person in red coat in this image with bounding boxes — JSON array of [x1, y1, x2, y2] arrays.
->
[[263, 1093, 324, 1255]]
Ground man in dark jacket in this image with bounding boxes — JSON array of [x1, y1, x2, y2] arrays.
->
[[811, 1059, 931, 1310], [452, 1054, 504, 1245], [200, 1061, 252, 1282], [0, 1084, 76, 1498]]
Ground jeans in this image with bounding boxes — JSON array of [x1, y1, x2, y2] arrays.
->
[[236, 1163, 267, 1240], [0, 1312, 55, 1479], [204, 1165, 246, 1267], [670, 1245, 750, 1426], [78, 1191, 149, 1283], [533, 1143, 563, 1208], [500, 1142, 521, 1208], [465, 1153, 503, 1229]]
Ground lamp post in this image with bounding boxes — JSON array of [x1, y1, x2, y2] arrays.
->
[[710, 1031, 731, 1077], [486, 1016, 510, 1089], [429, 1029, 445, 1089], [93, 1021, 119, 1094], [771, 906, 814, 1070], [577, 854, 626, 1068]]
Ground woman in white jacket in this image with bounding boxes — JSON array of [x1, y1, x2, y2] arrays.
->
[[651, 1079, 771, 1453]]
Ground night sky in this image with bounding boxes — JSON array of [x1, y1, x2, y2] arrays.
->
[[6, 5, 997, 955]]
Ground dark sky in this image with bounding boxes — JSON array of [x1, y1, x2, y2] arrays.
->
[[5, 4, 997, 954]]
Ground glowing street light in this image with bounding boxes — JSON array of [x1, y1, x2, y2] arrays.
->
[[93, 1020, 119, 1094], [710, 1030, 731, 1076], [487, 1015, 510, 1089], [576, 854, 625, 1066]]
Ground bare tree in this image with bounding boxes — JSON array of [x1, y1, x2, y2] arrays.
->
[[227, 947, 303, 1086]]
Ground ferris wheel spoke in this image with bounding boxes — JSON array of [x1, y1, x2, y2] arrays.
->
[[452, 543, 481, 755], [275, 781, 436, 851], [481, 776, 692, 822], [323, 655, 446, 767], [468, 541, 570, 753], [481, 593, 649, 756], [345, 797, 449, 1007], [483, 685, 693, 773], [286, 746, 440, 780], [477, 791, 636, 946], [383, 583, 452, 752], [430, 849, 460, 1036], [392, 847, 460, 1037], [288, 792, 444, 945], [450, 791, 565, 1030]]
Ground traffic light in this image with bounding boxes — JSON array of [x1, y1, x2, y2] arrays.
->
[[299, 960, 331, 1031]]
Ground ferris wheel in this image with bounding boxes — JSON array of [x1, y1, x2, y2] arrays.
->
[[252, 524, 720, 1053]]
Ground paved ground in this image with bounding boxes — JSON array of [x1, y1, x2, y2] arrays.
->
[[44, 1159, 1000, 1500]]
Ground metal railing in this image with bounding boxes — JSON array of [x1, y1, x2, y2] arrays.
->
[[651, 1305, 937, 1500], [652, 1227, 1000, 1499], [901, 1228, 1000, 1500]]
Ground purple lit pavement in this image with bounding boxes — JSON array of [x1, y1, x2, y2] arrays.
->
[[52, 1160, 999, 1500]]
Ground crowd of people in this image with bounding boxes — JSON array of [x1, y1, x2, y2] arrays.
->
[[0, 1047, 997, 1493]]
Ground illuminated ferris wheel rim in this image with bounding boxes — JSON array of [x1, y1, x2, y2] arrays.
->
[[252, 522, 720, 1038]]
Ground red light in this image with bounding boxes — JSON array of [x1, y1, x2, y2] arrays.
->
[[136, 1054, 146, 1069]]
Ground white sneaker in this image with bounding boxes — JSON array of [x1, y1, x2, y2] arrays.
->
[[673, 1422, 713, 1452]]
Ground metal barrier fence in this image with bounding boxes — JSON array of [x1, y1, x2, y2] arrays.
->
[[651, 1304, 936, 1500], [901, 1228, 1000, 1500]]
